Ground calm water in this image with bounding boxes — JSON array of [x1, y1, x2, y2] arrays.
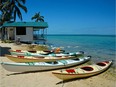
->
[[46, 35, 116, 62]]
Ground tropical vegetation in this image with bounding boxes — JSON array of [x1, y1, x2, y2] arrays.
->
[[31, 12, 44, 22], [0, 0, 27, 25]]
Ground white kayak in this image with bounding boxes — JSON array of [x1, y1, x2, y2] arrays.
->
[[1, 56, 91, 72]]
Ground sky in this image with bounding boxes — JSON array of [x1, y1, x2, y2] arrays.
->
[[18, 0, 115, 35]]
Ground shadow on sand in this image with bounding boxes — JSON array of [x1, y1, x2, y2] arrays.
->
[[0, 46, 11, 56], [56, 77, 90, 85], [6, 71, 41, 76]]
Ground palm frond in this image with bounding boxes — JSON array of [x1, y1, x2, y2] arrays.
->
[[1, 0, 10, 10], [31, 16, 37, 20], [14, 5, 22, 21], [16, 0, 26, 4], [40, 19, 44, 22], [18, 2, 27, 13]]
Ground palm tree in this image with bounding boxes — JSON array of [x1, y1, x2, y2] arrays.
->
[[0, 0, 11, 25], [31, 12, 44, 22], [0, 0, 27, 25]]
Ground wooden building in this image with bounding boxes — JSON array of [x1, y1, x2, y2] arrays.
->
[[0, 21, 48, 44]]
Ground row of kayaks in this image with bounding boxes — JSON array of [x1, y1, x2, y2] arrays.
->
[[6, 49, 84, 62], [1, 49, 112, 81]]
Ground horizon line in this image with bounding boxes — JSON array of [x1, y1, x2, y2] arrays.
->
[[47, 34, 116, 36]]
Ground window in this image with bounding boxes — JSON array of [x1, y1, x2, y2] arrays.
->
[[16, 27, 26, 35]]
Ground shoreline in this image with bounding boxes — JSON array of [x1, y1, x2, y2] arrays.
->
[[0, 42, 116, 87]]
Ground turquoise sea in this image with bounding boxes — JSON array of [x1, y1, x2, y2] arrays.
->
[[46, 35, 116, 63]]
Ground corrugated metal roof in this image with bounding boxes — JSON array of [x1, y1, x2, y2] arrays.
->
[[2, 22, 48, 28]]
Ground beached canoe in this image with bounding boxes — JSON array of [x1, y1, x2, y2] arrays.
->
[[9, 49, 53, 55], [1, 56, 91, 72], [5, 52, 84, 62], [9, 49, 65, 56], [52, 61, 112, 81], [9, 49, 84, 57]]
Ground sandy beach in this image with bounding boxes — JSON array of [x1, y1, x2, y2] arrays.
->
[[0, 42, 116, 87]]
